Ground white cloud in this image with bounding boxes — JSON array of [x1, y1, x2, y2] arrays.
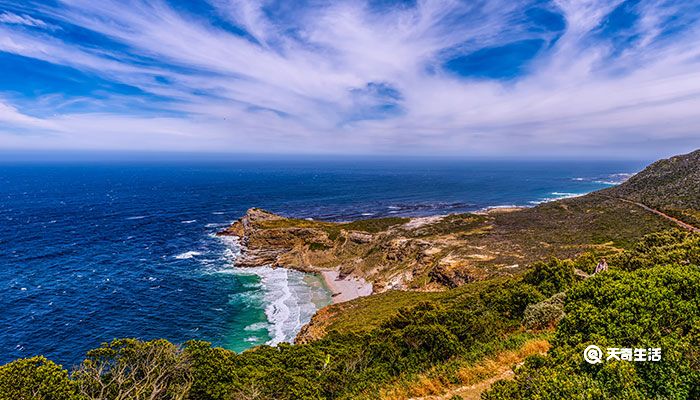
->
[[0, 12, 50, 28], [0, 0, 699, 157]]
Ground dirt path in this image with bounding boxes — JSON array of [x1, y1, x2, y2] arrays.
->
[[614, 197, 700, 233], [400, 339, 550, 400], [414, 368, 516, 400]]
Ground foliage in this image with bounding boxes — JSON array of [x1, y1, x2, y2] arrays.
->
[[523, 258, 576, 297], [523, 292, 566, 331], [308, 242, 332, 251], [611, 229, 700, 271], [73, 338, 192, 400], [485, 230, 700, 400], [0, 356, 77, 400]]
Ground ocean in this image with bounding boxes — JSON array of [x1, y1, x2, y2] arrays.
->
[[0, 157, 646, 366]]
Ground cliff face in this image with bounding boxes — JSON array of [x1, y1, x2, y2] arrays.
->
[[218, 208, 333, 271]]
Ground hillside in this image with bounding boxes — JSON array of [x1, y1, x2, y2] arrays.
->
[[602, 149, 700, 226]]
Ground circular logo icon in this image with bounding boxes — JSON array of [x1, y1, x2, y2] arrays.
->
[[584, 345, 603, 364]]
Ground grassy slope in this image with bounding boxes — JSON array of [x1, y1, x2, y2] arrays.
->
[[254, 194, 674, 291], [300, 195, 676, 339]]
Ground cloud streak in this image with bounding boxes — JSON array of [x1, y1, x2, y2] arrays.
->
[[0, 0, 699, 157]]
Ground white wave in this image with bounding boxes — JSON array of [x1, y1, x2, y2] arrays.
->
[[487, 204, 520, 209], [181, 220, 197, 224], [530, 192, 585, 205], [258, 267, 298, 345], [205, 222, 228, 228], [212, 211, 225, 215], [361, 212, 374, 216], [174, 251, 202, 259], [551, 192, 579, 196], [245, 322, 268, 331], [126, 215, 147, 220]]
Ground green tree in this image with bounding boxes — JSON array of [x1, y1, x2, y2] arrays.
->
[[0, 356, 77, 400], [73, 338, 192, 400], [523, 258, 576, 297]]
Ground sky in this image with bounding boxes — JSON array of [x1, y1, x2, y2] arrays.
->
[[0, 0, 699, 158]]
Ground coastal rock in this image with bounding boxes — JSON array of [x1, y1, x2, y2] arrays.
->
[[218, 208, 332, 270], [347, 231, 373, 244]]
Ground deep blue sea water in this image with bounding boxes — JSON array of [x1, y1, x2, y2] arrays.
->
[[0, 158, 647, 366]]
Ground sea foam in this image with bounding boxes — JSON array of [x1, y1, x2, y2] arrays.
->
[[174, 251, 202, 259]]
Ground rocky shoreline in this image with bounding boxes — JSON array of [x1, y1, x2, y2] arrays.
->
[[217, 208, 378, 303], [216, 207, 450, 293]]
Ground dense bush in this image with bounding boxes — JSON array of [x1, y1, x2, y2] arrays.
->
[[523, 292, 566, 331], [523, 258, 576, 297], [73, 338, 192, 400], [0, 356, 77, 400], [612, 229, 700, 271], [485, 232, 700, 400]]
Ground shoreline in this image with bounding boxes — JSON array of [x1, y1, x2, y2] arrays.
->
[[320, 270, 373, 304]]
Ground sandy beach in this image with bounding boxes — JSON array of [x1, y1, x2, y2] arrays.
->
[[321, 270, 373, 304]]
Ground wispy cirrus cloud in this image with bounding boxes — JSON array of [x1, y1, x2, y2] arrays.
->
[[0, 0, 699, 157], [0, 11, 53, 28]]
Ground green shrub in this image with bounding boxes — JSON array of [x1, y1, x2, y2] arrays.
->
[[523, 292, 566, 331], [523, 259, 576, 297], [487, 263, 700, 399], [308, 242, 331, 251], [0, 356, 77, 400], [612, 229, 700, 271]]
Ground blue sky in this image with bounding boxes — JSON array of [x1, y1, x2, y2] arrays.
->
[[0, 0, 699, 158]]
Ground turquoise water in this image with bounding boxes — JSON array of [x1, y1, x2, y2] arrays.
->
[[210, 236, 331, 350], [0, 158, 646, 366]]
